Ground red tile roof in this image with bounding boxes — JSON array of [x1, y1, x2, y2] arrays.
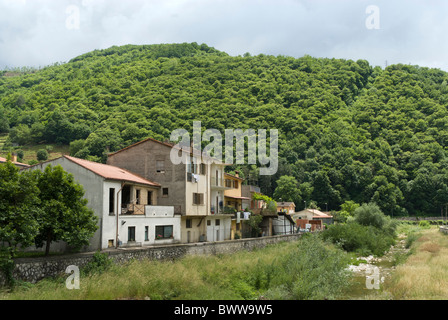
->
[[63, 156, 160, 187], [0, 156, 29, 168]]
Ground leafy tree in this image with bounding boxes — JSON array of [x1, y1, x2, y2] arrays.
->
[[273, 175, 300, 205], [0, 156, 40, 284], [34, 165, 98, 255]]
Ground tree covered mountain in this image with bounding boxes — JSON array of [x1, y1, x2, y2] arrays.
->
[[1, 42, 448, 216]]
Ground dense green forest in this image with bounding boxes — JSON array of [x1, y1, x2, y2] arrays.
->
[[1, 42, 448, 217]]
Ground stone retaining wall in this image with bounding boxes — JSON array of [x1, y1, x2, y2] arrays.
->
[[1, 233, 301, 286]]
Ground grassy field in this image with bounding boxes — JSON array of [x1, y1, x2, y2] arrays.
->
[[0, 134, 70, 164], [382, 226, 448, 299], [0, 234, 353, 300]]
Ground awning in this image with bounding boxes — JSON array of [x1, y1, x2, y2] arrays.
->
[[224, 195, 251, 200]]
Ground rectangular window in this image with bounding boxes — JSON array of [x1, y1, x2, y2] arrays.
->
[[162, 188, 169, 197], [233, 180, 238, 188], [200, 163, 207, 175], [155, 225, 173, 239], [147, 191, 153, 205], [225, 179, 232, 188], [128, 226, 135, 242], [136, 189, 141, 205], [216, 219, 220, 226], [156, 160, 165, 173], [207, 220, 211, 226], [109, 188, 115, 215], [193, 193, 204, 205], [145, 226, 149, 241], [186, 219, 192, 228]]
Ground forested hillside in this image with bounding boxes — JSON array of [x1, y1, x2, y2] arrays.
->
[[1, 42, 448, 216]]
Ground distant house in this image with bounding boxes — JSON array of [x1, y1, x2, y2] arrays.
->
[[25, 155, 180, 251], [292, 208, 334, 231], [107, 137, 233, 244], [0, 155, 29, 169], [276, 202, 295, 214]]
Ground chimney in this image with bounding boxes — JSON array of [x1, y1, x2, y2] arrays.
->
[[235, 171, 239, 177]]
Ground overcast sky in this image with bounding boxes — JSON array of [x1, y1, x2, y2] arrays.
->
[[1, 0, 448, 71]]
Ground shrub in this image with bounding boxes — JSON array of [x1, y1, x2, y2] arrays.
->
[[418, 220, 430, 228], [82, 252, 113, 275], [265, 234, 351, 300], [322, 221, 395, 256], [36, 149, 48, 161], [354, 203, 387, 229]]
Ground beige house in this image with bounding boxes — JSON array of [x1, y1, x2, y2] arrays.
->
[[276, 202, 296, 214], [107, 137, 233, 244], [292, 208, 334, 228], [223, 172, 250, 239]]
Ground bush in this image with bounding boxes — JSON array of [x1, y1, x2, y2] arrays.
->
[[264, 234, 351, 300], [322, 221, 395, 256], [418, 220, 430, 228], [354, 203, 387, 229], [36, 149, 48, 161]]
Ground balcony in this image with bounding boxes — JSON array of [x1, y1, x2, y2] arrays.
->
[[210, 205, 236, 215], [210, 176, 231, 190], [121, 203, 145, 215]]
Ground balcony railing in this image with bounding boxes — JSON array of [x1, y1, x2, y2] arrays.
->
[[210, 206, 237, 215], [121, 203, 145, 215]]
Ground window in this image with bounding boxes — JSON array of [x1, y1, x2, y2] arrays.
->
[[128, 226, 135, 242], [109, 188, 115, 215], [207, 220, 211, 226], [193, 193, 204, 205], [215, 219, 220, 226], [186, 219, 192, 228], [145, 226, 149, 241], [136, 189, 141, 205], [147, 191, 153, 205], [156, 160, 165, 173], [233, 180, 239, 188], [162, 188, 169, 197], [155, 225, 173, 239], [200, 163, 207, 175], [225, 179, 232, 188], [187, 157, 198, 174]]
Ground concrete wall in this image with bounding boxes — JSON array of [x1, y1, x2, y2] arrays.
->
[[1, 234, 301, 286]]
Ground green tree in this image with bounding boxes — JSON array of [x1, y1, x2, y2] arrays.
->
[[35, 165, 98, 255], [0, 157, 40, 284], [273, 175, 300, 206]]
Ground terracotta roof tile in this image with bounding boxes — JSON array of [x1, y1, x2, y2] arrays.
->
[[0, 156, 29, 167], [63, 156, 160, 187]]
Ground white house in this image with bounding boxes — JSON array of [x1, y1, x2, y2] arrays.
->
[[26, 155, 181, 252]]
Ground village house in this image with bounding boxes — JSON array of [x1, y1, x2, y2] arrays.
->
[[241, 184, 278, 237], [223, 172, 251, 239], [25, 155, 180, 252], [276, 201, 296, 214], [107, 137, 233, 243], [292, 208, 334, 232]]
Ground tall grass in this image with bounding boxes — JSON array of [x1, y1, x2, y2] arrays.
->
[[0, 234, 352, 300], [384, 227, 448, 299]]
